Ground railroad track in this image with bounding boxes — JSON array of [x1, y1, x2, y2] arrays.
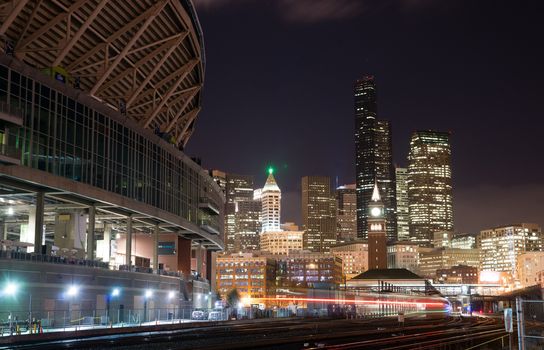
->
[[2, 315, 492, 350]]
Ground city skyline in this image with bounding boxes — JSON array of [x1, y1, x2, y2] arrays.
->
[[186, 0, 544, 234]]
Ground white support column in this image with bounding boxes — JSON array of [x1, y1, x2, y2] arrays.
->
[[125, 215, 132, 267], [86, 205, 95, 260], [34, 192, 44, 254], [153, 224, 159, 274], [196, 243, 202, 277]]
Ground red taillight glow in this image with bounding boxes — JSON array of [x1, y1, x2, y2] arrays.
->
[[256, 297, 446, 307]]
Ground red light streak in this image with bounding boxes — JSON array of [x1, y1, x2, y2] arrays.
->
[[256, 297, 446, 307]]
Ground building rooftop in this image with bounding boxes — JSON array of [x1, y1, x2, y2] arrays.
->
[[352, 268, 424, 280]]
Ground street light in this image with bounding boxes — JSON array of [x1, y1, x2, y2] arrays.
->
[[3, 282, 17, 296], [144, 289, 153, 323], [167, 291, 176, 321], [108, 288, 121, 325], [2, 282, 18, 335], [66, 285, 80, 329], [67, 285, 79, 297]]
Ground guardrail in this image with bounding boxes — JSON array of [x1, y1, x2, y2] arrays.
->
[[0, 101, 24, 121], [0, 250, 109, 269]]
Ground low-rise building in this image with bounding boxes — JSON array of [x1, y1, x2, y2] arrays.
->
[[216, 253, 276, 304], [260, 230, 304, 255], [274, 251, 342, 288], [517, 251, 544, 288], [418, 248, 480, 279], [451, 233, 476, 249], [436, 265, 478, 284], [330, 241, 368, 279], [387, 241, 419, 273], [433, 231, 453, 248]]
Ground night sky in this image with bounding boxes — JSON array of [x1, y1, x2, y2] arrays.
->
[[186, 0, 544, 234]]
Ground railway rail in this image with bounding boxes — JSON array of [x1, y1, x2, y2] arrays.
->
[[1, 315, 506, 350]]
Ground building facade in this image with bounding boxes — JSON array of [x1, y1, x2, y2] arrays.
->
[[225, 174, 255, 252], [387, 241, 419, 273], [395, 167, 410, 241], [330, 241, 368, 279], [274, 251, 342, 288], [234, 199, 261, 251], [407, 131, 453, 247], [301, 176, 336, 252], [516, 252, 544, 288], [354, 76, 397, 241], [436, 265, 478, 284], [0, 0, 223, 315], [260, 169, 281, 233], [479, 223, 542, 280], [260, 230, 304, 255], [418, 248, 480, 279], [451, 233, 476, 249], [433, 231, 454, 248], [336, 184, 357, 243], [216, 254, 276, 304]]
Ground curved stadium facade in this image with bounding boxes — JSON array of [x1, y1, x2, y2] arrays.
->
[[0, 0, 223, 318]]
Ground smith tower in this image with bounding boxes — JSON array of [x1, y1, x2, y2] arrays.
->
[[354, 76, 397, 241], [260, 168, 281, 233]]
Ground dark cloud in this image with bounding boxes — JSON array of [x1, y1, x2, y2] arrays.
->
[[278, 0, 364, 23], [193, 0, 438, 23], [281, 191, 301, 224], [454, 184, 544, 234]]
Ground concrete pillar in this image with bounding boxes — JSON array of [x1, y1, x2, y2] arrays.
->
[[96, 223, 111, 263], [1, 222, 6, 251], [206, 249, 213, 282], [126, 215, 132, 267], [34, 192, 44, 253], [86, 205, 95, 260], [196, 244, 203, 277], [153, 224, 159, 274], [177, 236, 191, 275]]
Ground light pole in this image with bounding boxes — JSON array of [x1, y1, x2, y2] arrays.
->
[[3, 282, 17, 335], [2, 282, 34, 335], [108, 288, 120, 325], [144, 289, 153, 323], [65, 285, 79, 329], [168, 291, 176, 320]]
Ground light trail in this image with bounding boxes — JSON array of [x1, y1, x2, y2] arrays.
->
[[256, 296, 447, 307]]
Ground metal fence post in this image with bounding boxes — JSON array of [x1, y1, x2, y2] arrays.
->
[[516, 297, 525, 350]]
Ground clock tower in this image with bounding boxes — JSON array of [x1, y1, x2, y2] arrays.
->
[[368, 182, 387, 270]]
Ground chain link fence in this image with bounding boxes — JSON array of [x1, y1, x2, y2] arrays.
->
[[0, 305, 329, 337], [517, 298, 544, 350]]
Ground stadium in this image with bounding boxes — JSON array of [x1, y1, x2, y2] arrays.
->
[[0, 0, 223, 324]]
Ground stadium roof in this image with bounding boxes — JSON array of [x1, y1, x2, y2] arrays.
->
[[0, 0, 204, 147]]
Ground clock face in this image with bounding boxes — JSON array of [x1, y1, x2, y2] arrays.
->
[[371, 207, 381, 217]]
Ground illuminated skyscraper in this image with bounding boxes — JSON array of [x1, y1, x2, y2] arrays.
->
[[225, 174, 254, 251], [407, 131, 453, 246], [261, 168, 281, 232], [354, 76, 397, 241], [302, 176, 337, 252], [234, 199, 262, 251], [395, 167, 410, 241], [336, 184, 357, 242], [479, 223, 542, 280]]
